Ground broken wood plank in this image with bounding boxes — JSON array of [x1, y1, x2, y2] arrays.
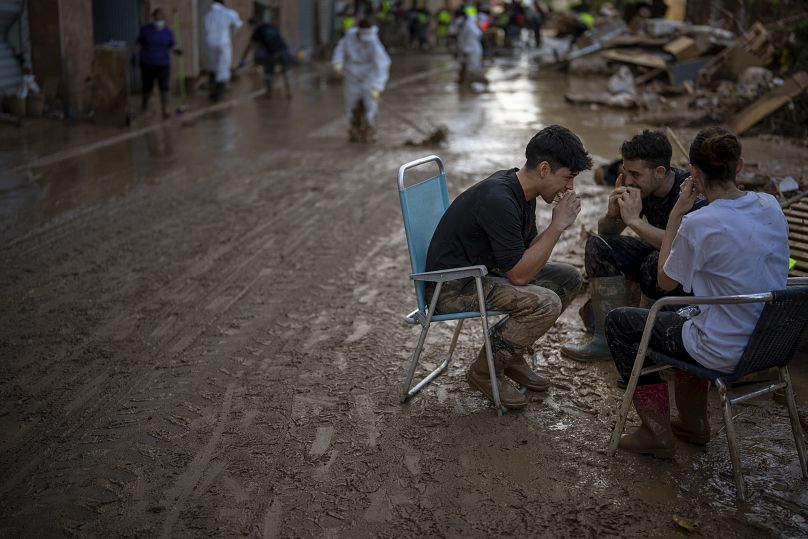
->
[[728, 71, 808, 135], [602, 49, 668, 70]]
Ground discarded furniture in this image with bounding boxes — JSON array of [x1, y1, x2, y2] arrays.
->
[[397, 155, 507, 415], [607, 279, 808, 502], [784, 192, 808, 276], [728, 71, 808, 135]]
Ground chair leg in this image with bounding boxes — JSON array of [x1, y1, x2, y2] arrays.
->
[[475, 277, 506, 415], [399, 318, 465, 403], [400, 323, 432, 402], [779, 367, 808, 479], [716, 379, 746, 502]]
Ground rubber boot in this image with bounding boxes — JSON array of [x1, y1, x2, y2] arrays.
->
[[159, 91, 170, 119], [504, 352, 550, 392], [618, 382, 676, 458], [349, 101, 364, 142], [466, 345, 527, 409], [672, 370, 710, 445], [561, 276, 632, 362]]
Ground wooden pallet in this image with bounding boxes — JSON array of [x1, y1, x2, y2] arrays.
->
[[785, 196, 808, 276]]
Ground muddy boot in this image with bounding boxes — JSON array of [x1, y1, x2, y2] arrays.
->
[[213, 82, 225, 102], [466, 345, 526, 409], [561, 276, 631, 362], [349, 101, 364, 142], [159, 91, 170, 119], [672, 370, 710, 445], [618, 382, 675, 458], [504, 350, 550, 392]]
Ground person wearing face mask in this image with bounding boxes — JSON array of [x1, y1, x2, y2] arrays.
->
[[331, 18, 391, 143], [424, 125, 591, 409], [136, 8, 181, 119], [604, 127, 789, 458], [205, 0, 243, 101], [561, 130, 704, 363]]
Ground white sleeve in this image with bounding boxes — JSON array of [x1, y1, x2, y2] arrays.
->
[[369, 41, 391, 91], [231, 9, 243, 30], [332, 37, 346, 67], [663, 216, 699, 293]]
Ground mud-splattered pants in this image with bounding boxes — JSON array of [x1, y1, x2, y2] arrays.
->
[[585, 234, 686, 299], [434, 262, 582, 355], [605, 307, 701, 385]]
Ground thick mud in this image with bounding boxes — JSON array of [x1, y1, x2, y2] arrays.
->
[[1, 53, 807, 537]]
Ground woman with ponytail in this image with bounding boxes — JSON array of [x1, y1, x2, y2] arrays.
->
[[604, 127, 789, 458]]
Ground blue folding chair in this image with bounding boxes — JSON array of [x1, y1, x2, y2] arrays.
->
[[607, 277, 808, 502], [397, 155, 507, 415]]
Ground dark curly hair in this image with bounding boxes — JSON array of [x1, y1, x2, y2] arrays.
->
[[619, 130, 672, 172], [688, 127, 741, 184], [525, 125, 593, 174]]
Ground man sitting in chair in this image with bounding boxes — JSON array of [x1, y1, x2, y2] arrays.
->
[[562, 130, 700, 363], [605, 127, 789, 458], [424, 125, 591, 409]]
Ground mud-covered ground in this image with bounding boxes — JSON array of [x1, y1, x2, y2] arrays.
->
[[2, 52, 808, 537]]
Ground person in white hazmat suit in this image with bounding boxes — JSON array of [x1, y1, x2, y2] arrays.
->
[[205, 0, 243, 101], [332, 20, 391, 143], [457, 7, 485, 85]]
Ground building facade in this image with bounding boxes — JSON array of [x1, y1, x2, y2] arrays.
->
[[3, 0, 334, 116]]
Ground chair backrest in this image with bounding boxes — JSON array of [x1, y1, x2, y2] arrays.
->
[[732, 286, 808, 379], [398, 157, 450, 312]]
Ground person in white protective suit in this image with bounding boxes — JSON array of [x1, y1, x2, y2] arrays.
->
[[456, 6, 486, 85], [331, 19, 391, 143], [205, 0, 243, 101]]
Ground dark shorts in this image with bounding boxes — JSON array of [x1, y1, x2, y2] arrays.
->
[[141, 63, 170, 93]]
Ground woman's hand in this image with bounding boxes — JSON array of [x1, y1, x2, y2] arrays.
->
[[672, 177, 697, 216]]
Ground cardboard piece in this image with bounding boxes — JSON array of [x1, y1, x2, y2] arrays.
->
[[602, 49, 667, 70], [663, 36, 699, 60], [728, 71, 808, 135]]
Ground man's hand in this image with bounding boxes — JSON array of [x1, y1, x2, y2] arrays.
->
[[606, 173, 627, 218], [617, 186, 642, 226], [671, 177, 697, 217], [550, 190, 581, 232]]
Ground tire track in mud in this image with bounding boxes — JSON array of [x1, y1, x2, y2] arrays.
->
[[0, 149, 396, 513], [0, 154, 345, 487]]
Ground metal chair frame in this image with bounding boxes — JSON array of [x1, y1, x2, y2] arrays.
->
[[607, 278, 808, 502], [397, 155, 507, 415]]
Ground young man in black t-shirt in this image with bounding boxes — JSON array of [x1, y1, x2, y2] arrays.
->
[[561, 130, 702, 362], [425, 125, 592, 409], [239, 17, 292, 98]]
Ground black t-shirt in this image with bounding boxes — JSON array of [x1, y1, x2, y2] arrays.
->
[[641, 167, 703, 229], [425, 169, 537, 275], [251, 23, 287, 54]]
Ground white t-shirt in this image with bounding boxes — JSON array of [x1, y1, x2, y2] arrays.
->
[[663, 192, 788, 372]]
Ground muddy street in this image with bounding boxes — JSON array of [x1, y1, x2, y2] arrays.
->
[[2, 52, 808, 537]]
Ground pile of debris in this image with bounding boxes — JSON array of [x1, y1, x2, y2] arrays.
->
[[561, 13, 808, 138]]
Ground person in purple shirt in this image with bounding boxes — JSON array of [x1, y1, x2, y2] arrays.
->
[[136, 8, 181, 119]]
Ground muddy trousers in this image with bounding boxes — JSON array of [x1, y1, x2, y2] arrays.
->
[[434, 262, 583, 355], [605, 307, 702, 385], [585, 234, 686, 300]]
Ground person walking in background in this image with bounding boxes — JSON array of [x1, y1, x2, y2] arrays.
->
[[331, 18, 391, 143], [136, 8, 181, 119], [239, 17, 292, 99], [205, 0, 242, 101], [457, 6, 485, 85]]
